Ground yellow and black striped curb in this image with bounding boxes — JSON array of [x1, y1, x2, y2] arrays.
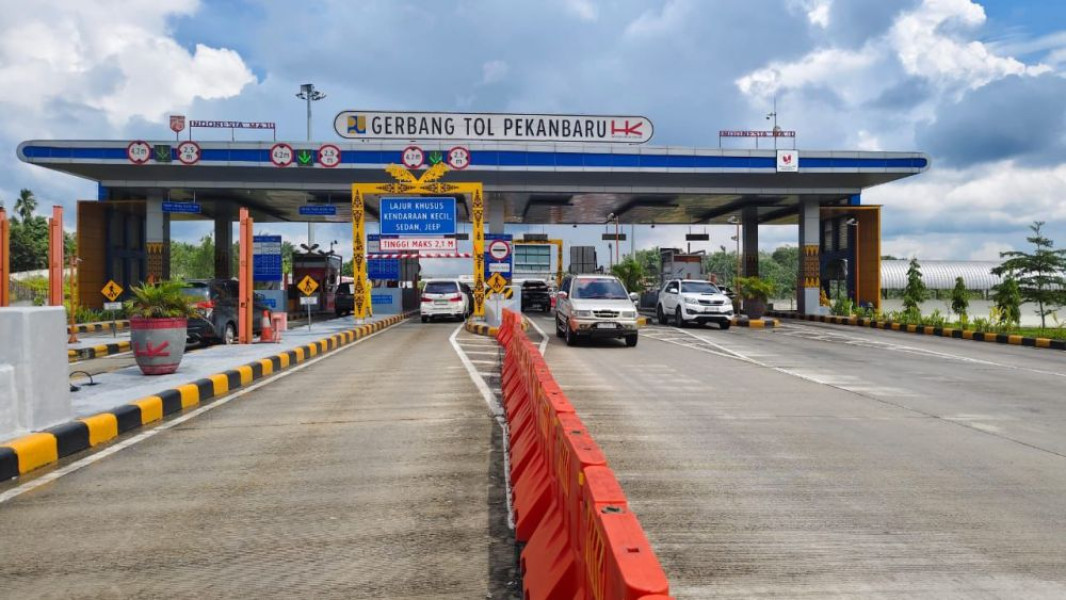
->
[[464, 316, 534, 338], [767, 310, 1066, 351], [68, 320, 130, 335], [734, 317, 779, 328], [68, 340, 131, 363], [0, 312, 415, 483]]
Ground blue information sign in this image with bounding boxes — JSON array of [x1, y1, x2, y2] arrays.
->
[[162, 202, 201, 214], [484, 233, 513, 281], [253, 235, 283, 281], [298, 205, 337, 216], [380, 197, 456, 235], [371, 293, 394, 305], [368, 258, 400, 281]]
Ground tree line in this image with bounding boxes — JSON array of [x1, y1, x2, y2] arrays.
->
[[0, 189, 74, 272]]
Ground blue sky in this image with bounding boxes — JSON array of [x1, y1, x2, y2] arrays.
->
[[2, 0, 1065, 272]]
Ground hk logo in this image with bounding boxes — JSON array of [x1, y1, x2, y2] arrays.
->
[[611, 120, 644, 137], [133, 340, 171, 358], [347, 115, 367, 134]]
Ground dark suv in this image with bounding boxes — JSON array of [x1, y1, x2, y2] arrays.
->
[[335, 282, 354, 317], [521, 279, 552, 312], [181, 279, 270, 345]]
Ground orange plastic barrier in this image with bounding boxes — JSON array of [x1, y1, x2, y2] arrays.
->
[[496, 309, 673, 600]]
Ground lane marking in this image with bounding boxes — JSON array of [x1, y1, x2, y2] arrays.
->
[[449, 325, 515, 529], [1, 325, 395, 505], [526, 317, 550, 356]]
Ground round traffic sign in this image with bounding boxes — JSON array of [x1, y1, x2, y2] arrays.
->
[[488, 239, 510, 261], [177, 141, 201, 165], [402, 146, 424, 169], [270, 143, 294, 167], [318, 144, 342, 168], [127, 140, 151, 165], [446, 146, 470, 170]]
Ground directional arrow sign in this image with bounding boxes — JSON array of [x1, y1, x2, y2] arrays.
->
[[296, 149, 315, 167], [153, 144, 172, 163], [297, 275, 319, 296], [101, 280, 124, 302]]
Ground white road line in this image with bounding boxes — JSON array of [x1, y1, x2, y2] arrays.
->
[[1, 324, 395, 505], [463, 350, 501, 356], [449, 325, 514, 530], [526, 316, 550, 356]]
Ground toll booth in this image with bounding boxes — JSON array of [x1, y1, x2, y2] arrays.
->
[[290, 252, 342, 313]]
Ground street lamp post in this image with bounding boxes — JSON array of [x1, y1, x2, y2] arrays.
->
[[296, 83, 326, 246], [607, 212, 620, 267], [728, 214, 741, 282], [846, 217, 860, 305]]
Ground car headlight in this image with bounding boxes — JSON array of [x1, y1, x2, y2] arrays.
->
[[683, 297, 699, 305], [622, 311, 637, 318], [574, 310, 593, 317]]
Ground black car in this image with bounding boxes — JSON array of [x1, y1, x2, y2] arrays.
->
[[521, 279, 552, 312], [335, 282, 354, 317], [181, 279, 270, 345]]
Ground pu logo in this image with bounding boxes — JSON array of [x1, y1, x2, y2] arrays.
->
[[781, 153, 793, 165], [347, 115, 367, 134]]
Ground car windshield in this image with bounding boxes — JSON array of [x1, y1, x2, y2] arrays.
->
[[681, 281, 720, 294], [425, 281, 459, 294], [573, 279, 628, 300]]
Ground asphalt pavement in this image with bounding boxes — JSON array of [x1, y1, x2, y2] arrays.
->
[[535, 314, 1066, 599], [1, 320, 515, 599]]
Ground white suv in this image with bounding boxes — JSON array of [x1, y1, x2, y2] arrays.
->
[[420, 279, 470, 322], [657, 279, 734, 329], [555, 274, 640, 347]]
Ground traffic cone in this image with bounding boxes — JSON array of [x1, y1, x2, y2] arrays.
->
[[259, 310, 276, 343]]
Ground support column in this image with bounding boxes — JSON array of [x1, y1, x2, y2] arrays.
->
[[214, 206, 233, 279], [741, 206, 759, 276], [238, 208, 253, 343], [798, 198, 821, 314], [488, 194, 505, 235], [145, 195, 169, 283], [0, 208, 8, 307], [48, 206, 64, 306]]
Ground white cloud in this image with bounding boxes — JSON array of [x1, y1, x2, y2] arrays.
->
[[967, 241, 1013, 261], [0, 0, 255, 128], [562, 0, 598, 22], [624, 0, 693, 38], [788, 0, 833, 28], [481, 60, 509, 85], [736, 46, 879, 100]]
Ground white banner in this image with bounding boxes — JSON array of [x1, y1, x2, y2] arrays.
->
[[334, 111, 653, 144], [777, 149, 799, 172], [379, 237, 457, 251]]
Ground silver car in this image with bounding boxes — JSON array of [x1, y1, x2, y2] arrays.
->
[[555, 274, 640, 347]]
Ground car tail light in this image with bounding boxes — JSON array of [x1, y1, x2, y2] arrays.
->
[[421, 295, 432, 303], [196, 300, 214, 319], [448, 294, 462, 302]]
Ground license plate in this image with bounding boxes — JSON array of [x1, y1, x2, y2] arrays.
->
[[435, 300, 448, 305], [596, 322, 619, 328]]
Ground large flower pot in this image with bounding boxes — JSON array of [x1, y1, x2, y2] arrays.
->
[[743, 298, 767, 320], [130, 317, 188, 375]]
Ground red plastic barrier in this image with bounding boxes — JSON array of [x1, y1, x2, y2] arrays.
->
[[497, 309, 674, 600]]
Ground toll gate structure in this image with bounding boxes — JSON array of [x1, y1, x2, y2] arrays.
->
[[17, 139, 928, 314]]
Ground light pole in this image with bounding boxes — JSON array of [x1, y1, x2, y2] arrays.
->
[[728, 215, 741, 278], [846, 217, 859, 305], [296, 83, 326, 246], [607, 212, 619, 266]]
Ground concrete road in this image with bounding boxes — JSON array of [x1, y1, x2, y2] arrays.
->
[[535, 315, 1066, 599], [2, 320, 514, 599]]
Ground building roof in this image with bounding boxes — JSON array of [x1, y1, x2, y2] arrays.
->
[[882, 260, 1002, 290]]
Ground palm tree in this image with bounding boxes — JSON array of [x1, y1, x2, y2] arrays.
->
[[14, 189, 37, 222]]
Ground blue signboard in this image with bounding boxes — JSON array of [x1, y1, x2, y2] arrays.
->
[[162, 201, 201, 214], [484, 233, 513, 281], [371, 293, 394, 305], [380, 197, 456, 235], [298, 204, 337, 216], [368, 258, 400, 281], [253, 235, 283, 281]]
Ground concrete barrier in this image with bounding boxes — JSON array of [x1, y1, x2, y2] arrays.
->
[[0, 307, 71, 441]]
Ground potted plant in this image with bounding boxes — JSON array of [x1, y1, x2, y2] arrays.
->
[[125, 279, 198, 375], [734, 275, 775, 320]]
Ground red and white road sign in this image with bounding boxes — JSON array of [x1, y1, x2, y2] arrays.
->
[[127, 141, 151, 165], [446, 146, 470, 170], [402, 146, 424, 169], [169, 115, 186, 133], [380, 237, 457, 251], [177, 141, 201, 165], [270, 143, 294, 167], [368, 252, 472, 259], [318, 144, 341, 168], [488, 239, 510, 261]]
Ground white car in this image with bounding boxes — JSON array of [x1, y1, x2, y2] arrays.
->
[[555, 274, 640, 347], [657, 279, 734, 329], [420, 279, 470, 322]]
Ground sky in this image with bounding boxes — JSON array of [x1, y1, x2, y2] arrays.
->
[[2, 0, 1065, 274]]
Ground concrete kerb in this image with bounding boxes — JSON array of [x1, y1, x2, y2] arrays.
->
[[0, 312, 416, 482], [767, 310, 1066, 351], [68, 320, 130, 335], [734, 316, 779, 328], [68, 341, 131, 363], [464, 316, 532, 338]]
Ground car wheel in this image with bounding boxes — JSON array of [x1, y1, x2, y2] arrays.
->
[[223, 323, 237, 344], [674, 307, 685, 328], [565, 322, 578, 346], [657, 305, 667, 325], [421, 315, 429, 323], [720, 320, 731, 330], [625, 334, 638, 347]]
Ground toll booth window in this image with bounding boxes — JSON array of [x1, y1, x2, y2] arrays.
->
[[822, 219, 834, 252]]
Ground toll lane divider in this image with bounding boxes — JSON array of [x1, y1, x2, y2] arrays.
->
[[496, 309, 673, 600], [767, 310, 1066, 351], [68, 340, 132, 363], [0, 312, 416, 483], [464, 315, 531, 338], [68, 320, 130, 335]]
